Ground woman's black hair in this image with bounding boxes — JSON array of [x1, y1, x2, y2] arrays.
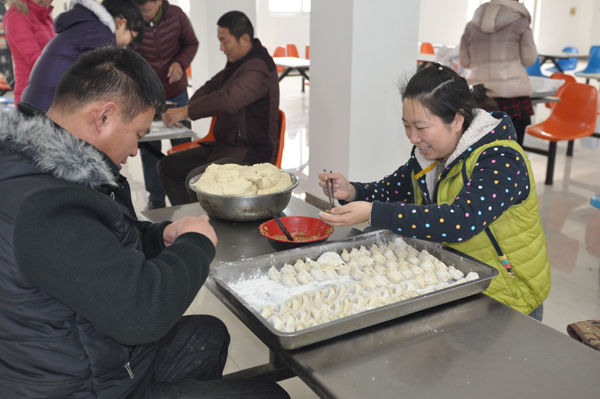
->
[[401, 64, 496, 133], [102, 0, 145, 47]]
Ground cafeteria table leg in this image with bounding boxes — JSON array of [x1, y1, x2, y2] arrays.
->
[[223, 350, 296, 382], [278, 68, 293, 82]]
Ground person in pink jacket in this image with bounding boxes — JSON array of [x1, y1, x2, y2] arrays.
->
[[3, 0, 55, 103]]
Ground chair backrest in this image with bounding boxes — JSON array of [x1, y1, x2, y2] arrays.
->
[[557, 46, 579, 71], [305, 44, 310, 60], [286, 43, 299, 58], [275, 109, 286, 169], [420, 42, 435, 55], [546, 73, 576, 109], [548, 82, 598, 130], [581, 46, 600, 73], [526, 56, 546, 77], [273, 46, 285, 72]]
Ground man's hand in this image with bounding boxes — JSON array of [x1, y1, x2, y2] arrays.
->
[[163, 215, 218, 247], [167, 62, 184, 84], [162, 105, 189, 128]]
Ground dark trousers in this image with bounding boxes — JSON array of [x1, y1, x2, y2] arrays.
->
[[140, 315, 289, 399], [141, 90, 192, 203], [513, 117, 531, 147], [157, 145, 249, 205]]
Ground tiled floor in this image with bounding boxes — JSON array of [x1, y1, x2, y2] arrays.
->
[[122, 71, 600, 398]]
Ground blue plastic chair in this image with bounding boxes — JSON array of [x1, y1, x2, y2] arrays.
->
[[547, 46, 578, 73], [526, 56, 547, 77], [576, 46, 600, 75], [591, 195, 600, 209]]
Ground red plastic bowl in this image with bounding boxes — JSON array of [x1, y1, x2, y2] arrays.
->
[[259, 216, 334, 251]]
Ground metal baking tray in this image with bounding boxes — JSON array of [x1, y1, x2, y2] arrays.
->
[[207, 230, 499, 350]]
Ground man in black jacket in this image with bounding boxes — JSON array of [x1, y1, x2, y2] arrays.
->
[[0, 47, 289, 399]]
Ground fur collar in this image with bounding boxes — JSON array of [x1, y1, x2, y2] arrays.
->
[[70, 0, 115, 33], [0, 109, 118, 189], [414, 109, 501, 195], [6, 0, 28, 14]]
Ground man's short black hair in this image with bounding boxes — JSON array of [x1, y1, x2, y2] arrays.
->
[[217, 11, 254, 41], [52, 47, 166, 122], [102, 0, 145, 46]]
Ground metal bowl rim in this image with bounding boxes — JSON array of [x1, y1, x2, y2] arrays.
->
[[189, 171, 299, 199]]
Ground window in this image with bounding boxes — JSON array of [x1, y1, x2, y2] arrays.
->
[[269, 0, 310, 14]]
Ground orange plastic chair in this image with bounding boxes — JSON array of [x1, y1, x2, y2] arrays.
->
[[186, 65, 192, 78], [167, 116, 217, 155], [273, 46, 285, 73], [524, 82, 599, 185], [420, 42, 435, 55], [305, 44, 310, 60], [167, 110, 287, 169], [275, 110, 286, 169], [286, 43, 299, 58], [546, 73, 576, 109]]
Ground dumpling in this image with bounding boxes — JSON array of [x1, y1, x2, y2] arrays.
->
[[350, 281, 365, 296], [435, 268, 453, 283], [286, 296, 303, 313], [296, 269, 314, 285], [379, 286, 393, 304], [323, 286, 338, 304], [310, 267, 327, 282], [400, 280, 418, 294], [448, 266, 464, 280], [405, 245, 419, 257], [281, 271, 299, 287], [267, 266, 281, 282], [362, 265, 375, 276], [347, 257, 362, 271], [393, 237, 408, 249], [268, 315, 285, 331], [386, 240, 397, 251], [341, 248, 351, 262], [354, 294, 369, 311], [321, 265, 339, 280], [414, 274, 428, 289], [260, 305, 275, 319], [465, 272, 480, 281], [423, 270, 439, 285], [312, 289, 324, 303], [398, 267, 415, 280], [366, 291, 382, 307], [277, 302, 291, 316], [386, 268, 404, 284], [385, 260, 400, 270], [372, 251, 387, 266], [280, 263, 296, 276], [418, 260, 436, 273], [373, 264, 388, 275], [337, 263, 352, 276], [383, 249, 398, 262], [351, 267, 365, 281], [361, 275, 377, 291], [393, 247, 409, 260], [359, 245, 371, 256], [409, 264, 424, 276], [317, 251, 345, 266], [405, 254, 420, 265], [293, 260, 310, 274], [372, 272, 391, 287], [389, 284, 405, 299], [295, 308, 311, 324], [356, 254, 374, 268], [337, 283, 349, 300]]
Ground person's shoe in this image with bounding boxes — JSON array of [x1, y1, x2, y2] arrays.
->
[[145, 200, 166, 211]]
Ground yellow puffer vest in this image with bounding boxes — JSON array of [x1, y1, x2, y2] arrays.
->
[[413, 140, 551, 314]]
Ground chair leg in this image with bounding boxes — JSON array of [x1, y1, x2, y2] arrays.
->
[[567, 140, 574, 156], [545, 141, 557, 185]]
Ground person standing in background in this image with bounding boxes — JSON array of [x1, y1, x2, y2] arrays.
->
[[459, 0, 537, 146], [21, 0, 144, 112], [3, 0, 55, 103], [132, 0, 199, 210]]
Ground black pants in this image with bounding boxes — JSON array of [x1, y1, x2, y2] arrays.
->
[[513, 117, 531, 147], [157, 146, 249, 206], [140, 315, 289, 399]]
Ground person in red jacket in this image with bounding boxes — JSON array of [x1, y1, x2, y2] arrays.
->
[[132, 0, 199, 210], [3, 0, 55, 103]]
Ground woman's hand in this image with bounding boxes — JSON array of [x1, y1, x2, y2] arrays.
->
[[318, 171, 356, 202], [318, 202, 372, 227]]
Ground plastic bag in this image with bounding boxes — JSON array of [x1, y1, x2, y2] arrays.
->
[[435, 45, 468, 77]]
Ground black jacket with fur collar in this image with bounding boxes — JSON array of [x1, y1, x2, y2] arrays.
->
[[0, 104, 215, 398]]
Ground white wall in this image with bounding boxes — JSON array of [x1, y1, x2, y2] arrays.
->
[[256, 0, 310, 56], [308, 0, 419, 199], [419, 0, 470, 46]]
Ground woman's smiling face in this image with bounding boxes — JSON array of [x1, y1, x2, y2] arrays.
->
[[402, 98, 464, 162]]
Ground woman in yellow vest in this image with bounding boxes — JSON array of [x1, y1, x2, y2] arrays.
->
[[318, 65, 550, 320]]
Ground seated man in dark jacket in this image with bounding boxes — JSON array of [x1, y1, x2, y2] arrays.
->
[[0, 46, 289, 399], [158, 10, 280, 205]]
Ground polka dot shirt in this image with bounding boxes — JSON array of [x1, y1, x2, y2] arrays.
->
[[351, 114, 531, 243]]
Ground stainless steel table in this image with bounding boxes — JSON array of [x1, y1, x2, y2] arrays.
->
[[538, 51, 589, 73], [142, 198, 600, 398], [138, 121, 196, 159]]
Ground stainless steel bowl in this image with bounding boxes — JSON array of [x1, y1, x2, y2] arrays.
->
[[189, 172, 299, 222]]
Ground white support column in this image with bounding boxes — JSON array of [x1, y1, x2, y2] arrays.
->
[[308, 0, 420, 201]]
